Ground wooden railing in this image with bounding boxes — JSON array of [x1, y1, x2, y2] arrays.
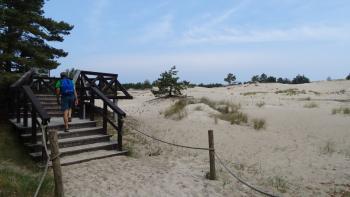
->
[[90, 87, 125, 150], [10, 69, 51, 161], [77, 70, 132, 151]]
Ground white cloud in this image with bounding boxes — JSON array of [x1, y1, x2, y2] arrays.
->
[[86, 0, 110, 34], [180, 25, 350, 44], [136, 14, 173, 43]]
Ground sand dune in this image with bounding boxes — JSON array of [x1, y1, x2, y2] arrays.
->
[[63, 80, 350, 196]]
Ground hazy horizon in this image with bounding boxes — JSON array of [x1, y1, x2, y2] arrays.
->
[[45, 0, 350, 83]]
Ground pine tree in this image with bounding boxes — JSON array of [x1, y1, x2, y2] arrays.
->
[[224, 73, 236, 85], [153, 66, 186, 97], [0, 0, 73, 72]]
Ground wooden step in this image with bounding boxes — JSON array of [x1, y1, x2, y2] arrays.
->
[[21, 126, 104, 142], [30, 141, 118, 160], [18, 118, 97, 133], [36, 94, 57, 98], [25, 134, 112, 151], [55, 150, 128, 166], [38, 97, 58, 101]]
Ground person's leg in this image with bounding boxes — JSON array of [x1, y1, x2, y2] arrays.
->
[[68, 109, 72, 122], [63, 109, 69, 131], [61, 96, 70, 132]]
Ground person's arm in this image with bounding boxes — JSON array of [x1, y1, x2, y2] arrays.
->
[[74, 84, 79, 105], [55, 80, 61, 104], [55, 80, 61, 95]]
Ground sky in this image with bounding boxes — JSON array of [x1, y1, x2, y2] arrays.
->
[[44, 0, 350, 83]]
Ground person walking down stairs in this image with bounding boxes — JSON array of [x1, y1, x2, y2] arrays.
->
[[55, 72, 78, 132]]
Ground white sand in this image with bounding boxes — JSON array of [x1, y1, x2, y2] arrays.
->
[[62, 80, 350, 196]]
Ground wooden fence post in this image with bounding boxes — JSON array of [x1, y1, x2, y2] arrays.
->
[[208, 130, 216, 180], [48, 130, 64, 197], [103, 102, 107, 134]]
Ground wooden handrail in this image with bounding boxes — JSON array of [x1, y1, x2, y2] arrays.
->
[[80, 70, 118, 77], [10, 69, 35, 88], [22, 85, 50, 124], [90, 87, 126, 117]]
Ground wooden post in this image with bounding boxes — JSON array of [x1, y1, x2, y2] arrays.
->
[[117, 117, 123, 151], [103, 102, 107, 134], [208, 130, 216, 180], [31, 107, 37, 144], [89, 91, 95, 121], [23, 97, 28, 127], [16, 90, 21, 123], [48, 130, 64, 197]]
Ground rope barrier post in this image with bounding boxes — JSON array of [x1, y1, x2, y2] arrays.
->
[[48, 130, 64, 197], [208, 130, 216, 180]]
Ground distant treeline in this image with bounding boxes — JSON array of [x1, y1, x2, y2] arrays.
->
[[123, 73, 350, 90], [250, 73, 310, 84]]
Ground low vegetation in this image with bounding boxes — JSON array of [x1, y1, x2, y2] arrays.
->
[[0, 121, 54, 197], [308, 90, 321, 95], [320, 140, 336, 155], [197, 83, 223, 88], [256, 101, 266, 108], [164, 98, 268, 130], [163, 99, 189, 120], [241, 91, 268, 96], [252, 119, 266, 130], [303, 102, 318, 108], [123, 80, 153, 90], [266, 176, 289, 193], [332, 107, 350, 115], [275, 88, 306, 96]]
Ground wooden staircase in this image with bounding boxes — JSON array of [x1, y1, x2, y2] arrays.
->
[[13, 94, 127, 166], [9, 69, 133, 166]]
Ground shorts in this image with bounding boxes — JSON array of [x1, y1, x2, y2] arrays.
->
[[61, 94, 74, 111]]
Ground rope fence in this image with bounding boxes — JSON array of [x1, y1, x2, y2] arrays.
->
[[126, 124, 280, 197], [34, 125, 50, 197]]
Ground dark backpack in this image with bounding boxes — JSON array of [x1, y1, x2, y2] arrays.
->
[[60, 78, 74, 96]]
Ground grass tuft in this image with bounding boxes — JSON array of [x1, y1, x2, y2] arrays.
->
[[267, 176, 289, 193], [332, 107, 350, 115], [321, 140, 336, 155], [252, 119, 266, 130], [241, 91, 268, 96], [256, 101, 266, 108], [194, 105, 203, 111], [275, 88, 306, 96], [215, 112, 248, 125], [163, 99, 189, 120], [303, 102, 319, 108]]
